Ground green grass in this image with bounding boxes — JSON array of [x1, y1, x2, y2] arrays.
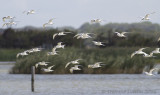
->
[[0, 48, 24, 61], [10, 47, 160, 74]]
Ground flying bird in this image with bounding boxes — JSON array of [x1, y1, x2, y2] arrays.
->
[[69, 65, 82, 73], [131, 48, 147, 58], [91, 19, 105, 23], [141, 12, 155, 20], [43, 18, 55, 28], [115, 32, 128, 37], [65, 59, 82, 68], [143, 65, 159, 76], [23, 10, 35, 15], [16, 51, 28, 58], [92, 41, 105, 46], [53, 31, 71, 39], [2, 16, 15, 22], [35, 61, 50, 68], [74, 33, 94, 39], [41, 65, 55, 72], [88, 62, 104, 68]]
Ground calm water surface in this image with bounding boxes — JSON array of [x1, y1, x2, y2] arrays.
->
[[0, 65, 160, 95]]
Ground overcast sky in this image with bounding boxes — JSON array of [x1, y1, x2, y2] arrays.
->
[[0, 0, 160, 28]]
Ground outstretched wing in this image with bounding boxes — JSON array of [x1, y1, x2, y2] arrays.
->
[[35, 63, 39, 68], [131, 52, 136, 58], [43, 23, 47, 28], [149, 68, 157, 74], [16, 53, 20, 58], [121, 32, 128, 35], [138, 48, 146, 52], [145, 14, 150, 18], [48, 65, 55, 70], [49, 19, 54, 22], [2, 17, 6, 22], [53, 33, 58, 39], [65, 62, 71, 68], [52, 47, 57, 52]]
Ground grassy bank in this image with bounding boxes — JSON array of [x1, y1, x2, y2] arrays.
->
[[10, 47, 160, 74], [0, 48, 24, 61]]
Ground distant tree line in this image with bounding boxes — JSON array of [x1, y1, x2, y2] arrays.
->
[[0, 21, 160, 49]]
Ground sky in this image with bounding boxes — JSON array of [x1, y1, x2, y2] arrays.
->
[[0, 0, 160, 28]]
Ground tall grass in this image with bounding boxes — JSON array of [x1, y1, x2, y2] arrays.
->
[[10, 47, 160, 74]]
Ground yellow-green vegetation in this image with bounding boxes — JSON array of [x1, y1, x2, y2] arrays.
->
[[10, 47, 160, 74], [0, 48, 24, 61]]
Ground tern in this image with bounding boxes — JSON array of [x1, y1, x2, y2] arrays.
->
[[32, 48, 43, 52], [23, 10, 35, 15], [88, 62, 104, 68], [131, 48, 147, 58], [91, 19, 105, 23], [16, 51, 28, 58], [53, 31, 71, 39], [41, 65, 55, 72], [2, 23, 10, 27], [2, 16, 15, 22], [92, 41, 105, 46], [2, 21, 17, 27], [35, 61, 50, 68], [69, 65, 82, 73], [74, 33, 94, 39], [115, 32, 128, 37], [43, 18, 55, 28], [143, 65, 160, 76], [65, 59, 82, 68], [141, 12, 155, 20]]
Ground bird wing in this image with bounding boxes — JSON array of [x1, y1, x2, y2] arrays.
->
[[69, 68, 73, 73], [121, 32, 128, 35], [65, 62, 71, 68], [16, 53, 20, 58], [53, 33, 58, 39], [43, 23, 48, 28], [48, 65, 55, 70], [92, 41, 97, 43], [2, 17, 6, 22], [131, 52, 136, 58], [95, 62, 103, 65], [35, 63, 39, 68], [58, 42, 62, 45], [149, 68, 157, 74], [114, 32, 119, 34], [145, 14, 150, 18], [158, 37, 160, 41], [52, 47, 57, 52], [49, 19, 54, 22], [155, 48, 159, 51], [138, 48, 146, 52], [94, 62, 102, 67]]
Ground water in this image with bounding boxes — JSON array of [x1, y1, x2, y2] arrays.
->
[[0, 65, 160, 95]]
